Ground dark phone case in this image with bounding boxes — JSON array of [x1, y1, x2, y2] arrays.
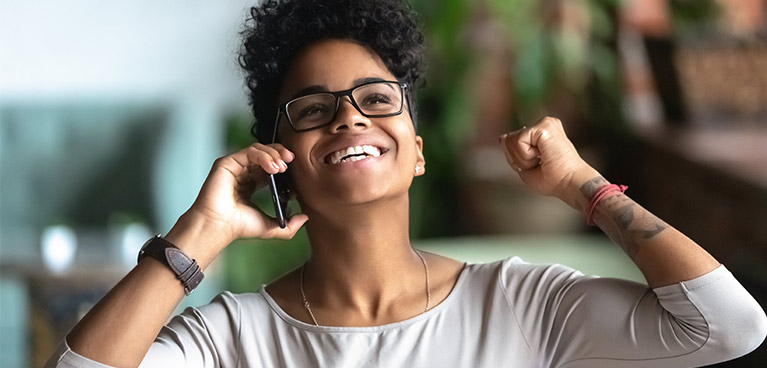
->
[[268, 173, 290, 228]]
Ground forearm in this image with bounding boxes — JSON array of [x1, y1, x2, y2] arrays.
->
[[65, 212, 229, 367], [566, 171, 720, 288], [500, 119, 723, 288]]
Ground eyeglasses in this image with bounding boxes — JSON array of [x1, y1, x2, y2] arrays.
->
[[272, 80, 408, 141]]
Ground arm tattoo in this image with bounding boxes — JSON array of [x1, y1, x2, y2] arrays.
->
[[580, 177, 668, 259], [579, 177, 609, 199]]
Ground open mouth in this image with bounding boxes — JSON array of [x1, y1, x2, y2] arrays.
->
[[325, 145, 386, 164]]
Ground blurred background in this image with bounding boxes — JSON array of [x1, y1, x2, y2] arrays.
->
[[1, 0, 765, 366]]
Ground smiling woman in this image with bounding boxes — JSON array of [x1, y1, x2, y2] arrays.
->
[[46, 0, 767, 367]]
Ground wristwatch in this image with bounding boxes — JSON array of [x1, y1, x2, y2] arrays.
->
[[137, 235, 204, 295]]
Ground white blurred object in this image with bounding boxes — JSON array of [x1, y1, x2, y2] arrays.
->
[[0, 0, 252, 102], [618, 26, 663, 130], [120, 223, 153, 268], [41, 225, 78, 275]]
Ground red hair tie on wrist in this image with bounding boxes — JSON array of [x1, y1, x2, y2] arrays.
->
[[585, 184, 628, 226]]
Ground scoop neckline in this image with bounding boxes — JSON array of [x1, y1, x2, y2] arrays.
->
[[259, 262, 471, 333]]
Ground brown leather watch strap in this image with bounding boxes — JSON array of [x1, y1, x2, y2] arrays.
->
[[138, 235, 204, 295]]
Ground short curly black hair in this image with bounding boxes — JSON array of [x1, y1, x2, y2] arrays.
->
[[239, 0, 425, 143]]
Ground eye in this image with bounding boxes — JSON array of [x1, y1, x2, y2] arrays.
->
[[298, 103, 329, 118], [362, 93, 392, 105]]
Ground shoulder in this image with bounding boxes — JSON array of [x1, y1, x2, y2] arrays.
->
[[173, 290, 272, 329], [460, 257, 590, 304], [464, 256, 585, 285], [150, 291, 269, 364]]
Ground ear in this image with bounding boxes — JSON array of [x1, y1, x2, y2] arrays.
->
[[414, 135, 426, 176]]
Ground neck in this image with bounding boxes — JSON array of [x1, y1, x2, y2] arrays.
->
[[300, 195, 425, 315]]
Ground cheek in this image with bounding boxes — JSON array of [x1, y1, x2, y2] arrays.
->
[[392, 124, 418, 161], [282, 135, 317, 187], [280, 131, 311, 159]]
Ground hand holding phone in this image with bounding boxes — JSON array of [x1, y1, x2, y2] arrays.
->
[[180, 141, 306, 249]]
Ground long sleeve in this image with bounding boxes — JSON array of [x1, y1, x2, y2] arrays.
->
[[44, 292, 242, 368], [44, 259, 767, 368], [141, 291, 242, 367], [501, 261, 767, 368], [44, 340, 113, 368]]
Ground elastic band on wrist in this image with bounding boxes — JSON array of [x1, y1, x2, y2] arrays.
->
[[585, 184, 628, 226]]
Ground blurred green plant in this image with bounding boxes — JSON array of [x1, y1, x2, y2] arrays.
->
[[670, 0, 719, 38], [410, 0, 626, 237], [490, 0, 623, 126], [409, 0, 476, 238]]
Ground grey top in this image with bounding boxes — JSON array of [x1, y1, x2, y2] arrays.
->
[[47, 257, 767, 367]]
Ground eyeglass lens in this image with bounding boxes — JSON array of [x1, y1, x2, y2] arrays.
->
[[285, 82, 403, 130]]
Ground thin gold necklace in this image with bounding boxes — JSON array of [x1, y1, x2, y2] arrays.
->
[[299, 249, 431, 326]]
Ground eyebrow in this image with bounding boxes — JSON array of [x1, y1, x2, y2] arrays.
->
[[288, 77, 388, 101]]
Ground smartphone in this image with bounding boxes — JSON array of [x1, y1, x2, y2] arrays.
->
[[267, 172, 290, 228], [268, 113, 291, 228]]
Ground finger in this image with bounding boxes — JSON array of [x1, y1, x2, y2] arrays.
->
[[269, 143, 296, 163], [502, 128, 541, 171], [499, 133, 522, 172], [237, 165, 262, 192], [249, 144, 286, 173], [234, 145, 287, 175], [216, 151, 272, 193], [210, 155, 253, 186], [263, 213, 309, 240], [515, 128, 542, 162]]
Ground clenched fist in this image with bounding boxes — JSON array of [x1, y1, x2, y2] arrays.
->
[[499, 116, 603, 211]]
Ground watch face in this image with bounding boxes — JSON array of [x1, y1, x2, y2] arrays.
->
[[137, 235, 161, 262], [140, 237, 154, 252]]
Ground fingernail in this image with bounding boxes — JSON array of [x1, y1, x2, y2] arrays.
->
[[280, 160, 287, 169], [270, 162, 280, 171]]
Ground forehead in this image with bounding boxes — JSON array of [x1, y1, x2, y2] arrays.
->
[[278, 39, 397, 103]]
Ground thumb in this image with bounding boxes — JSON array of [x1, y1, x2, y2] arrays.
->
[[265, 214, 309, 240], [515, 128, 541, 162]]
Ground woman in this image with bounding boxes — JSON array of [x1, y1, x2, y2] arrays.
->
[[48, 0, 766, 367]]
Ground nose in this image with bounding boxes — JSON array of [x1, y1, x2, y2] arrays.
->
[[327, 96, 371, 132]]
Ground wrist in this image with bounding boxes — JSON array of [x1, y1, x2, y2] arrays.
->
[[138, 235, 204, 295], [560, 166, 606, 212], [164, 211, 232, 270]]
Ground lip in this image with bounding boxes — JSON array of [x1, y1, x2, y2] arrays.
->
[[318, 135, 391, 165]]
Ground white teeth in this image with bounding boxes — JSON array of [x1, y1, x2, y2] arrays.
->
[[328, 145, 382, 164], [362, 145, 381, 157]]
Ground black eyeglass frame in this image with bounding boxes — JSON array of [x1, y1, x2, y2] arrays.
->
[[270, 80, 409, 143]]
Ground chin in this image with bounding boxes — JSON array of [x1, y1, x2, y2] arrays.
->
[[333, 186, 393, 206], [301, 183, 408, 210]]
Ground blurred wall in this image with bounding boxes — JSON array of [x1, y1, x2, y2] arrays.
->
[[0, 0, 256, 257], [0, 1, 254, 365]]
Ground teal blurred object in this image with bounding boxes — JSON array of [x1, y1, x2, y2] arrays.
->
[[416, 234, 645, 283], [0, 275, 28, 368]]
